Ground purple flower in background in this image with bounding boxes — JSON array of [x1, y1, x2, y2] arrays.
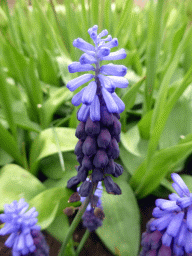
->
[[140, 173, 192, 256], [0, 198, 49, 256], [77, 180, 104, 232], [67, 25, 128, 122]]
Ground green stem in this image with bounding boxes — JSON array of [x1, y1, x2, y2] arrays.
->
[[76, 229, 90, 256], [58, 183, 97, 256]]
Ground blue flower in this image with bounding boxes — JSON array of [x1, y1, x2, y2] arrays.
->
[[67, 25, 128, 122], [0, 198, 41, 256], [77, 180, 104, 232], [140, 173, 192, 256]]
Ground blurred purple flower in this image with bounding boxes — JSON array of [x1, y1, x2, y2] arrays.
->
[[140, 173, 192, 256], [0, 198, 48, 256]]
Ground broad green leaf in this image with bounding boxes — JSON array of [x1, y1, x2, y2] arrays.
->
[[43, 152, 78, 189], [0, 164, 45, 211], [97, 179, 140, 256], [47, 214, 69, 242], [121, 126, 148, 157], [30, 128, 78, 175], [39, 153, 65, 179], [29, 187, 66, 229], [135, 140, 192, 198]]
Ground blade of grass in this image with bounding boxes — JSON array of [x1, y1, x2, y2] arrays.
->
[[143, 0, 165, 115]]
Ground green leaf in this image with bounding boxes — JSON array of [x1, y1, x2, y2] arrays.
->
[[42, 87, 72, 127], [30, 128, 78, 175], [0, 122, 23, 165], [0, 164, 45, 211], [135, 140, 192, 198], [138, 110, 153, 140], [47, 214, 69, 242], [39, 153, 65, 179], [0, 148, 13, 166], [97, 179, 140, 256], [29, 187, 65, 229], [121, 126, 149, 157]]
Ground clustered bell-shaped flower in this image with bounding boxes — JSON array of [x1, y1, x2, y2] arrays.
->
[[67, 26, 127, 196], [0, 198, 49, 256], [77, 180, 104, 232], [140, 173, 192, 256], [67, 25, 128, 122]]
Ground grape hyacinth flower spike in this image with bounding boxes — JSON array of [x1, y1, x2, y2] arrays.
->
[[140, 173, 192, 256], [0, 198, 49, 256], [67, 25, 128, 196], [77, 180, 104, 232]]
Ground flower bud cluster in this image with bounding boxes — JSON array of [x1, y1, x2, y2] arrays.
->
[[140, 173, 192, 256], [67, 110, 123, 196], [0, 198, 45, 256], [77, 181, 105, 232]]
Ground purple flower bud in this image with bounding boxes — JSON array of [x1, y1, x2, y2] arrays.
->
[[98, 29, 108, 38], [72, 88, 85, 106], [74, 140, 83, 156], [97, 128, 111, 149], [77, 167, 88, 182], [75, 122, 86, 140], [97, 47, 110, 58], [68, 62, 95, 73], [104, 159, 115, 175], [90, 95, 101, 121], [113, 163, 123, 178], [82, 136, 97, 157], [108, 76, 129, 88], [85, 116, 100, 136], [101, 49, 127, 61], [104, 176, 121, 195], [110, 116, 121, 137], [67, 176, 80, 189], [73, 38, 95, 52], [171, 173, 190, 197], [112, 92, 125, 113], [100, 106, 114, 127], [100, 64, 127, 76], [93, 150, 109, 168], [77, 153, 84, 164], [107, 138, 119, 159], [82, 210, 102, 232], [79, 53, 97, 65], [187, 206, 192, 231], [67, 74, 94, 92], [82, 81, 97, 105], [77, 104, 90, 122], [98, 74, 115, 93], [92, 168, 104, 183], [104, 38, 118, 48], [102, 87, 119, 113], [82, 155, 93, 170], [79, 180, 93, 197], [28, 230, 49, 256]]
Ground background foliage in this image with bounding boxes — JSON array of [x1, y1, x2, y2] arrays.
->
[[0, 0, 192, 255]]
